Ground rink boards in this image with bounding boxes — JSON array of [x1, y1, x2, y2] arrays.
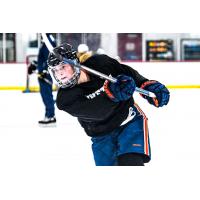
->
[[0, 61, 200, 90]]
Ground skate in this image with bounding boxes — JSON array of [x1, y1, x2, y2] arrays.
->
[[38, 117, 56, 127]]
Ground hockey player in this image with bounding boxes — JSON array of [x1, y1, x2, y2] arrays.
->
[[47, 43, 170, 166], [37, 34, 57, 126]]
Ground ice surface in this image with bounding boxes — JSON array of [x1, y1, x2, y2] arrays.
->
[[0, 89, 200, 200]]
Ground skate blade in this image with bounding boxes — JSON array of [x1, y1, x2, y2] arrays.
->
[[38, 123, 57, 128]]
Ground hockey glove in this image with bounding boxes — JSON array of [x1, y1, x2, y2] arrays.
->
[[140, 80, 170, 107], [104, 75, 136, 102], [28, 60, 37, 75]]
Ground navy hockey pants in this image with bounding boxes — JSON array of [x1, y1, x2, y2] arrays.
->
[[38, 75, 55, 118], [91, 103, 151, 166]]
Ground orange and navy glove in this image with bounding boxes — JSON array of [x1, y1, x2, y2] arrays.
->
[[140, 80, 170, 107], [104, 75, 136, 102]]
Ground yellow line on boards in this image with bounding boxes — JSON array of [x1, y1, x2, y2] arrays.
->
[[167, 85, 200, 89], [0, 85, 200, 91], [0, 86, 39, 91]]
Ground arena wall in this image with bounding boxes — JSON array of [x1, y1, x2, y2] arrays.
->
[[0, 62, 200, 90]]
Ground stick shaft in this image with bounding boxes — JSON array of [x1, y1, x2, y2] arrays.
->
[[41, 33, 156, 98], [79, 64, 156, 98], [41, 33, 54, 53]]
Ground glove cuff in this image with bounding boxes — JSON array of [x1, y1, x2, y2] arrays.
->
[[140, 80, 157, 90], [140, 80, 159, 107], [140, 80, 156, 98], [103, 80, 117, 101]]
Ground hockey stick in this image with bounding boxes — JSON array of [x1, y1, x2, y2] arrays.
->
[[37, 72, 53, 85], [77, 63, 155, 97], [27, 63, 53, 85], [41, 33, 156, 98]]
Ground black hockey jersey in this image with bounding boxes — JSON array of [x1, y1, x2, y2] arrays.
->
[[56, 54, 148, 137]]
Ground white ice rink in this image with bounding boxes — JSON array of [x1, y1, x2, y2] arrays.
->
[[0, 89, 200, 200]]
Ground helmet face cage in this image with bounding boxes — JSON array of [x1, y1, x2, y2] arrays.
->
[[47, 43, 80, 88], [48, 64, 80, 88]]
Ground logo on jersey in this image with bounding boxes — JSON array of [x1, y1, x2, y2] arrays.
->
[[86, 86, 104, 99], [120, 107, 136, 126]]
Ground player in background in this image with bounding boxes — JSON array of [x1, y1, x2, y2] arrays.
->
[[77, 44, 93, 63], [96, 48, 122, 63], [47, 43, 170, 166], [77, 44, 121, 63], [29, 34, 57, 126]]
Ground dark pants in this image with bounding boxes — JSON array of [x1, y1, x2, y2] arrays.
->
[[91, 104, 151, 166], [38, 74, 55, 118]]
